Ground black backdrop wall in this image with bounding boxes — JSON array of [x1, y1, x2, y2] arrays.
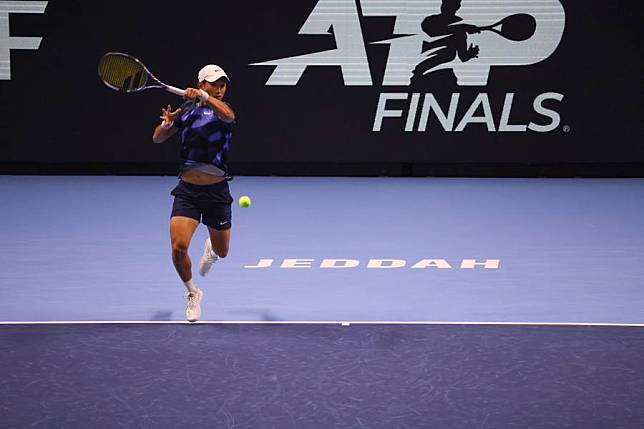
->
[[0, 0, 642, 176]]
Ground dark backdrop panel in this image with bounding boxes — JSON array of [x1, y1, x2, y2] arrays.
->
[[0, 0, 642, 172]]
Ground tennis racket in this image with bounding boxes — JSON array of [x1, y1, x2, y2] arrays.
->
[[420, 13, 536, 53], [98, 52, 185, 96], [480, 13, 536, 42]]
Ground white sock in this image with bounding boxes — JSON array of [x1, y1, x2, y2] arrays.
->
[[184, 278, 199, 294]]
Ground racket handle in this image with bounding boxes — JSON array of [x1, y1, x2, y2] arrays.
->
[[165, 85, 185, 97]]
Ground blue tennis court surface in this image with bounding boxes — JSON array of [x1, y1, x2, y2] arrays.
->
[[2, 176, 644, 427], [2, 324, 643, 428], [0, 176, 643, 324]]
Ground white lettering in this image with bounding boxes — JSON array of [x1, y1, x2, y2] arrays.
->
[[455, 93, 495, 132], [368, 259, 406, 269], [418, 93, 460, 132], [461, 259, 500, 269], [498, 93, 527, 132], [250, 0, 371, 86], [374, 92, 561, 133], [405, 93, 420, 132], [255, 0, 566, 87], [320, 259, 360, 268], [411, 259, 452, 269], [528, 92, 563, 132], [281, 259, 315, 268], [244, 259, 274, 269], [358, 0, 565, 86], [373, 93, 407, 131], [0, 1, 48, 80], [244, 258, 502, 269]]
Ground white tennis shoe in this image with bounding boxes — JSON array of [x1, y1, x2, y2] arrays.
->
[[186, 287, 203, 322], [199, 238, 219, 277]]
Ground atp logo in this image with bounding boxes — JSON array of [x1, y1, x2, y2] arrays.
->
[[252, 0, 568, 133], [252, 0, 566, 87], [0, 1, 48, 80]]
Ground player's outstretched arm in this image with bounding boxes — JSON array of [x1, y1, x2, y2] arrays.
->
[[152, 105, 181, 143]]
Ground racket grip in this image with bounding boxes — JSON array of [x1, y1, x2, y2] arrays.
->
[[165, 85, 185, 97]]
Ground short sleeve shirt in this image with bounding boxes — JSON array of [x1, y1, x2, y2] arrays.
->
[[173, 100, 234, 176]]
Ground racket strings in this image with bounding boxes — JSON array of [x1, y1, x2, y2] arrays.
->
[[99, 54, 147, 92]]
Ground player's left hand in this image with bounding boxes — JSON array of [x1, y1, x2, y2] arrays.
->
[[160, 105, 182, 122]]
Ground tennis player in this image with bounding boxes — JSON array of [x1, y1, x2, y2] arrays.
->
[[152, 64, 235, 322]]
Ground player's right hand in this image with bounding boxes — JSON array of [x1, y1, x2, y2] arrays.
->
[[160, 105, 182, 122]]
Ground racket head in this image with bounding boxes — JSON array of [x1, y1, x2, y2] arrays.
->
[[98, 52, 155, 93], [499, 13, 537, 41]]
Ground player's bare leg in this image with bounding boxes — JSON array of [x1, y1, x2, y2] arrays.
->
[[208, 227, 230, 258], [170, 216, 202, 321], [170, 216, 199, 282], [199, 227, 231, 276]]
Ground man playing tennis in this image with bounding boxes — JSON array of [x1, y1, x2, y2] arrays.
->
[[152, 64, 235, 322], [412, 0, 480, 81]]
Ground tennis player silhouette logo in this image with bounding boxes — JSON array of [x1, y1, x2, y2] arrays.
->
[[411, 0, 537, 86], [252, 0, 564, 87]]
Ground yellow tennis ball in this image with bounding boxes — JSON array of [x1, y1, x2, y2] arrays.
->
[[239, 195, 251, 208]]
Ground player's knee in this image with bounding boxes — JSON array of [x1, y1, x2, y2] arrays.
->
[[215, 246, 228, 258], [172, 243, 189, 259]]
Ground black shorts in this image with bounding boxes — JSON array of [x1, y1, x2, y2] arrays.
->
[[170, 180, 233, 230]]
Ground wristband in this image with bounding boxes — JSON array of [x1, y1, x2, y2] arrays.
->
[[161, 120, 173, 130], [198, 89, 210, 103]]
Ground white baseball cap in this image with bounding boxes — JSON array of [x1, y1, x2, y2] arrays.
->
[[198, 64, 229, 83]]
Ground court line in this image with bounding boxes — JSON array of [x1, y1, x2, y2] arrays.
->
[[1, 320, 643, 327]]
